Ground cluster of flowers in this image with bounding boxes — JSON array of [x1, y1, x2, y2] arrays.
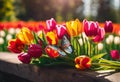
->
[[7, 18, 120, 70], [0, 21, 46, 52]]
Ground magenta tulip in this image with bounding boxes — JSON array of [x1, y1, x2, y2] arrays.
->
[[110, 50, 120, 60], [18, 53, 32, 64], [56, 25, 67, 39], [46, 18, 56, 31], [83, 19, 99, 39], [28, 44, 42, 58], [93, 28, 105, 43], [104, 21, 113, 33]]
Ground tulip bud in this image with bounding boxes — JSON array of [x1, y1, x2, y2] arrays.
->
[[97, 43, 103, 50], [46, 18, 56, 31], [18, 53, 32, 64], [78, 38, 83, 46], [28, 44, 42, 58], [108, 35, 114, 43], [110, 50, 120, 60], [106, 38, 111, 45], [0, 30, 5, 37], [114, 36, 120, 44], [8, 28, 15, 35], [56, 25, 67, 39], [6, 34, 12, 41], [104, 21, 113, 33]]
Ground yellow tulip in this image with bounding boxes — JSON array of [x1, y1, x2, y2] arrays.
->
[[16, 27, 34, 45], [66, 19, 82, 37]]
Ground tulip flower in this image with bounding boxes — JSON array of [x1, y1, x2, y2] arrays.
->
[[93, 28, 105, 43], [45, 45, 59, 58], [8, 39, 25, 53], [0, 30, 6, 37], [16, 27, 34, 45], [110, 50, 120, 60], [18, 53, 32, 64], [66, 19, 82, 37], [97, 43, 103, 51], [56, 25, 67, 39], [46, 31, 58, 45], [75, 55, 91, 70], [46, 18, 56, 31], [114, 36, 120, 45], [104, 21, 113, 33], [0, 24, 4, 30], [83, 19, 99, 39], [28, 44, 42, 58]]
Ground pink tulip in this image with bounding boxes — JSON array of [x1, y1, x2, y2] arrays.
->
[[110, 50, 120, 60], [28, 44, 42, 58], [104, 21, 113, 33], [93, 28, 105, 43], [83, 19, 99, 39], [56, 25, 67, 39], [18, 53, 32, 64], [46, 18, 56, 31]]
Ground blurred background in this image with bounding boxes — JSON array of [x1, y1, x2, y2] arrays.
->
[[0, 0, 120, 22]]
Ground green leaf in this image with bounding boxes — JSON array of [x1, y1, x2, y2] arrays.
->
[[91, 53, 106, 61], [99, 59, 120, 66]]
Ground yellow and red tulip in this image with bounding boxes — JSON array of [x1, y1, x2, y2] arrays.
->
[[16, 27, 34, 45], [8, 38, 25, 53], [66, 19, 82, 37], [45, 45, 59, 58], [46, 31, 58, 45], [75, 55, 91, 70]]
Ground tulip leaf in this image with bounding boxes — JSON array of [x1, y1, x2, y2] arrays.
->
[[91, 53, 106, 61], [33, 32, 39, 44], [32, 56, 74, 67], [99, 59, 120, 66]]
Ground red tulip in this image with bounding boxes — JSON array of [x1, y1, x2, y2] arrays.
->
[[46, 18, 56, 31], [8, 39, 25, 53], [110, 50, 120, 60], [56, 25, 67, 39], [83, 19, 99, 39], [45, 45, 59, 58], [93, 28, 105, 43], [104, 21, 113, 33], [18, 53, 32, 64], [0, 23, 4, 30], [28, 44, 42, 58]]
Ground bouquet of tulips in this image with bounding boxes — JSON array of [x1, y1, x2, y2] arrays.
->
[[8, 18, 120, 70]]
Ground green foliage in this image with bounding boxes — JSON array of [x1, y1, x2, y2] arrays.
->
[[0, 0, 17, 21]]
